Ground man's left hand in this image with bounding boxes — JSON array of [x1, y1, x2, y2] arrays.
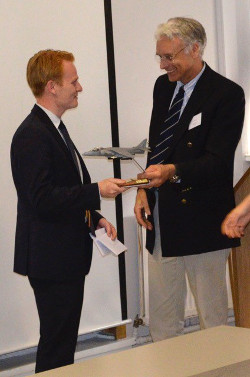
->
[[97, 218, 117, 240]]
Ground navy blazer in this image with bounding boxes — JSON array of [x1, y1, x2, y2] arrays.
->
[[11, 105, 102, 279], [146, 64, 245, 256]]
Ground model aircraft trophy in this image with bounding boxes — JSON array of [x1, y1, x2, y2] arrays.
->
[[83, 139, 150, 187]]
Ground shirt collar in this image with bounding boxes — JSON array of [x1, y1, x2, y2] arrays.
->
[[176, 62, 206, 92], [36, 104, 61, 128]]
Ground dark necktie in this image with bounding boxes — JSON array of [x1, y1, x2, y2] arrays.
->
[[59, 121, 95, 235], [148, 85, 185, 166], [59, 121, 81, 177]]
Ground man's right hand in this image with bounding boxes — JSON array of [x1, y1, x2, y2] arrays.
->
[[134, 188, 153, 230], [98, 178, 127, 198], [137, 163, 176, 187]]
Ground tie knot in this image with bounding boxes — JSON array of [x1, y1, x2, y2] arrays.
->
[[178, 85, 185, 95]]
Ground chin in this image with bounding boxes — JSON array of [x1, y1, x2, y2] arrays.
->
[[168, 76, 178, 82], [167, 72, 178, 81]]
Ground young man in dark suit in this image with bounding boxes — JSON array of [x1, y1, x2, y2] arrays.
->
[[11, 50, 126, 373], [134, 17, 245, 341]]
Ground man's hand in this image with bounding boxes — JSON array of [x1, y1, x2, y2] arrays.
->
[[97, 218, 117, 240], [98, 178, 127, 198], [134, 189, 153, 230], [137, 164, 176, 188]]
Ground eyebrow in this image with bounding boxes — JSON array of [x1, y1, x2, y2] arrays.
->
[[156, 53, 173, 56]]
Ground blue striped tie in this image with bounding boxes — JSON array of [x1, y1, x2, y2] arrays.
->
[[149, 85, 184, 166]]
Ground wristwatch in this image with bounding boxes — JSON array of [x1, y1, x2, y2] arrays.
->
[[169, 165, 180, 183], [169, 174, 180, 183]]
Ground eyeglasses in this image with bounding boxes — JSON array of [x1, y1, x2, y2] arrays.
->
[[155, 46, 188, 64]]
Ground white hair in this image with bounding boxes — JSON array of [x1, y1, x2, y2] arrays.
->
[[155, 17, 207, 57]]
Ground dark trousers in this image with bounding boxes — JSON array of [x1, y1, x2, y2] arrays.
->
[[29, 276, 85, 373]]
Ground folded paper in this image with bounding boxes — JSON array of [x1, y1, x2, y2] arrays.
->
[[90, 228, 127, 257]]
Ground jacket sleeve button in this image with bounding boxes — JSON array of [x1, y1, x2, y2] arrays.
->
[[181, 198, 187, 204], [187, 141, 193, 148]]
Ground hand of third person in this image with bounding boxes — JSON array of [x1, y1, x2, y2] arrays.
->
[[221, 194, 250, 238]]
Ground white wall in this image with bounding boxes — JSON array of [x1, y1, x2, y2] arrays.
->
[[232, 0, 250, 173], [217, 0, 250, 182]]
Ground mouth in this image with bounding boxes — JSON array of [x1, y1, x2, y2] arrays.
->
[[165, 68, 176, 74]]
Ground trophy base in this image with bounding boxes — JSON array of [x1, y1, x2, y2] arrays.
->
[[120, 178, 149, 188]]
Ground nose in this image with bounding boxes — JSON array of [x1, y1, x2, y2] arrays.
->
[[160, 59, 170, 70], [77, 82, 83, 92]]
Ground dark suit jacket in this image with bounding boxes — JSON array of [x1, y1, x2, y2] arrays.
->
[[146, 64, 245, 256], [11, 105, 103, 280]]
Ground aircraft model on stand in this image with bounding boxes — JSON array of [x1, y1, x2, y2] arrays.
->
[[83, 139, 149, 172]]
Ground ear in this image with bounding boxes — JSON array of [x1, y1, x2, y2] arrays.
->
[[190, 43, 200, 58], [46, 80, 57, 94]]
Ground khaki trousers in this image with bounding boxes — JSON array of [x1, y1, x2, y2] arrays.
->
[[149, 194, 230, 342]]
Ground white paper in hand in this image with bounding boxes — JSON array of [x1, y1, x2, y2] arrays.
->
[[90, 228, 127, 257]]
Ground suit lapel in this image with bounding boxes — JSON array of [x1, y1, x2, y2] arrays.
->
[[32, 105, 87, 182], [164, 65, 214, 160], [32, 105, 69, 159], [150, 78, 176, 149]]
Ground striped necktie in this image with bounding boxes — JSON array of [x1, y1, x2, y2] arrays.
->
[[148, 85, 184, 166], [59, 121, 81, 177]]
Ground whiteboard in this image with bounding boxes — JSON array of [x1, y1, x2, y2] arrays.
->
[[0, 0, 125, 354]]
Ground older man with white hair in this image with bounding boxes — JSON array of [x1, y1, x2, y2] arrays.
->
[[134, 17, 245, 341]]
